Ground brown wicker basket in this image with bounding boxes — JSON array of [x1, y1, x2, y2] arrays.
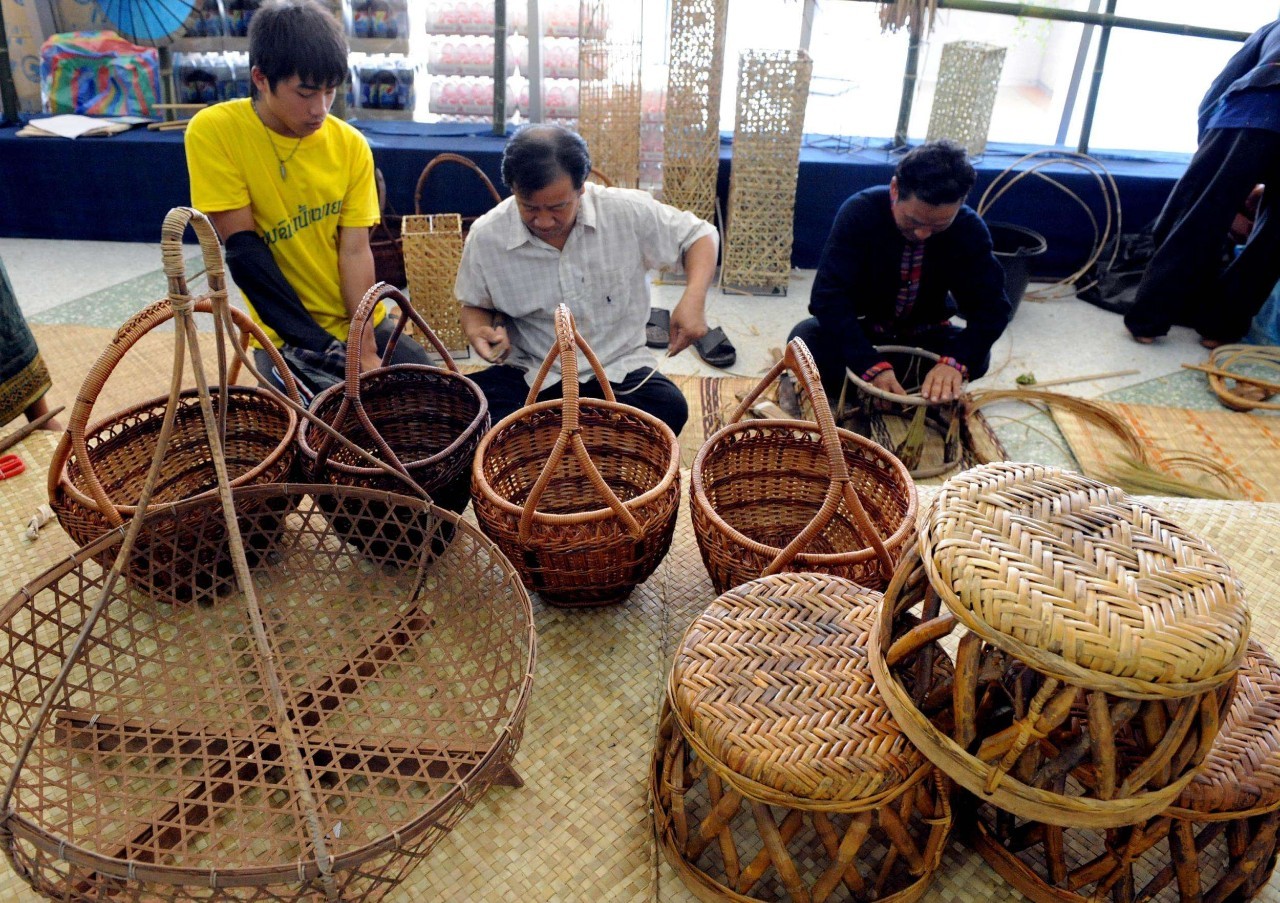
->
[[471, 304, 681, 607], [689, 337, 917, 595], [869, 462, 1249, 830], [1, 482, 535, 902], [48, 212, 301, 605], [297, 282, 489, 561], [413, 151, 502, 233]]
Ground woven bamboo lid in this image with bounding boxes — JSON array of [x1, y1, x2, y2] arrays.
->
[[1171, 641, 1280, 818], [668, 573, 929, 808], [920, 463, 1248, 693]]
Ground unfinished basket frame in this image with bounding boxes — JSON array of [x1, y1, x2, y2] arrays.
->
[[868, 463, 1249, 830], [925, 41, 1006, 157], [402, 213, 466, 352], [471, 304, 681, 607], [653, 574, 954, 903], [837, 345, 964, 480], [966, 640, 1280, 903], [689, 337, 917, 595], [2, 207, 536, 902], [660, 0, 729, 223], [721, 50, 812, 295]]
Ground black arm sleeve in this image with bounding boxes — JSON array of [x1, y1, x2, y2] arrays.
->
[[223, 230, 335, 352]]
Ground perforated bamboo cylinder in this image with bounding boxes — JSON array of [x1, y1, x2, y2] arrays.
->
[[926, 41, 1006, 157], [402, 213, 464, 351]]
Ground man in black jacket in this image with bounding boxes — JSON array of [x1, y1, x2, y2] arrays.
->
[[788, 139, 1011, 404]]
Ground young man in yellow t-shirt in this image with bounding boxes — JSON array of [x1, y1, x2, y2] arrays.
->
[[185, 0, 426, 393]]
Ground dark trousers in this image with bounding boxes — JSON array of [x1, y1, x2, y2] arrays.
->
[[470, 364, 689, 437], [1126, 127, 1280, 343], [787, 317, 986, 402], [253, 319, 429, 399]]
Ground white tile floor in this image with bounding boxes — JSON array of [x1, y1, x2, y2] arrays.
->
[[3, 235, 1215, 401]]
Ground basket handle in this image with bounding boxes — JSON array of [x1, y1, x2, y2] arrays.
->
[[516, 304, 641, 543], [727, 338, 895, 582], [47, 295, 298, 526], [311, 281, 464, 485], [414, 152, 503, 217]]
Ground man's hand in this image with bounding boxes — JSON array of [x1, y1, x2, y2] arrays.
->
[[470, 323, 511, 364], [920, 362, 964, 402], [871, 369, 908, 397], [667, 293, 709, 356], [358, 329, 381, 373]]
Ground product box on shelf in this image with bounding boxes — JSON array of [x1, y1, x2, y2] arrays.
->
[[354, 54, 416, 112], [352, 0, 408, 40]]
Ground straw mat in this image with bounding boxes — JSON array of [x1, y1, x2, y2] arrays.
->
[[1052, 399, 1280, 502], [3, 429, 1280, 900]]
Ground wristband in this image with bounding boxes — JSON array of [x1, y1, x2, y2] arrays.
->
[[861, 361, 893, 382], [938, 355, 968, 378]]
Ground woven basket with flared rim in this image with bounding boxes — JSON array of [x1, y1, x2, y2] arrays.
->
[[48, 216, 302, 605], [296, 282, 488, 561], [839, 344, 964, 480], [0, 483, 535, 902], [471, 304, 680, 607], [868, 462, 1250, 830], [966, 640, 1280, 903], [689, 337, 917, 595], [654, 573, 953, 903]]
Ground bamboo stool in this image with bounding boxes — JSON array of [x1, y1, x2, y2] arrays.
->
[[869, 462, 1250, 830], [653, 573, 953, 902], [837, 346, 964, 479], [968, 640, 1280, 902]]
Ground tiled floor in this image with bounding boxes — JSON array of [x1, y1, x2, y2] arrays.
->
[[2, 235, 1225, 462]]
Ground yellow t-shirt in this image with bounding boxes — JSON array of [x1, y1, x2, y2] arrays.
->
[[185, 98, 383, 346]]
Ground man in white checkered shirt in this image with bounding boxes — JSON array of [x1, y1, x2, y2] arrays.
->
[[455, 124, 718, 436]]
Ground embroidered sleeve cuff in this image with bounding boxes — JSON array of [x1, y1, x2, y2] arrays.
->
[[861, 361, 893, 382], [938, 356, 968, 378]]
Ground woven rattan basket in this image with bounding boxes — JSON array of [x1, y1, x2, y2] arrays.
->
[[869, 462, 1250, 830], [297, 282, 488, 561], [413, 151, 502, 233], [471, 304, 681, 607], [690, 338, 917, 595], [2, 207, 536, 902], [48, 215, 301, 605]]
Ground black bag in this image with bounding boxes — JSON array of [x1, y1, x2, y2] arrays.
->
[[1076, 221, 1157, 314]]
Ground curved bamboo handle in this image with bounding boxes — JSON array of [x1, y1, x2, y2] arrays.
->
[[516, 305, 640, 543], [312, 282, 470, 487], [414, 152, 502, 215], [738, 338, 896, 581]]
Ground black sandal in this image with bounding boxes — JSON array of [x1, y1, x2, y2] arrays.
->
[[693, 326, 736, 368], [646, 307, 671, 349]]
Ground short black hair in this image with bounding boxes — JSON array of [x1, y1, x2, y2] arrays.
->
[[894, 140, 976, 205], [501, 124, 592, 194], [249, 0, 348, 98]]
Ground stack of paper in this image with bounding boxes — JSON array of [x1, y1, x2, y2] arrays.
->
[[16, 114, 151, 138]]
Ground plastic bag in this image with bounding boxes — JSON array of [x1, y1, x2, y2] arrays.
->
[[40, 31, 161, 117]]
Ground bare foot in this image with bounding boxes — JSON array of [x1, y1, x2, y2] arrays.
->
[[1233, 383, 1275, 404], [1199, 337, 1225, 349], [1128, 331, 1156, 345]]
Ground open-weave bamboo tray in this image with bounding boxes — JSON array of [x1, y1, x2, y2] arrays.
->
[[690, 337, 916, 594], [472, 304, 680, 607], [870, 462, 1250, 829]]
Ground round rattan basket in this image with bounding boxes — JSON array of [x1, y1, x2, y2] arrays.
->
[[49, 217, 302, 605], [690, 338, 917, 595], [471, 304, 681, 607], [0, 484, 535, 901], [297, 283, 489, 562], [869, 462, 1249, 829]]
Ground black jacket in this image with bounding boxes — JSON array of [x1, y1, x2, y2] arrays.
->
[[808, 185, 1011, 377]]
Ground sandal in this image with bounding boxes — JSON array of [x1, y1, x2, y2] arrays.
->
[[646, 307, 670, 349], [693, 326, 737, 368]]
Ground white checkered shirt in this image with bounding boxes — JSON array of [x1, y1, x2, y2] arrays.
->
[[455, 181, 717, 387]]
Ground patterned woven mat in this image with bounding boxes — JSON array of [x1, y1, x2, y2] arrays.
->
[[1052, 400, 1280, 503], [3, 434, 1280, 900]]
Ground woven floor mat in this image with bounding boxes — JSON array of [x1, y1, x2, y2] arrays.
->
[[1052, 399, 1280, 503]]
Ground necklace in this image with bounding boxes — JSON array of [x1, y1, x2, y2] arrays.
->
[[252, 102, 303, 180]]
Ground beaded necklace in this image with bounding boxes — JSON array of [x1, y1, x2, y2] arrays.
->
[[252, 101, 303, 180]]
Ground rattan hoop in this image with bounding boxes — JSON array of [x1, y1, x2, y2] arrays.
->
[[471, 304, 681, 607], [689, 337, 916, 595], [839, 345, 964, 479], [1203, 343, 1280, 412], [49, 215, 301, 605]]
